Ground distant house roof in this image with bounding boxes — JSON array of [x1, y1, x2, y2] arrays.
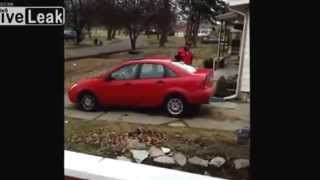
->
[[216, 12, 240, 20], [216, 0, 249, 21], [227, 0, 249, 6], [174, 24, 186, 32]]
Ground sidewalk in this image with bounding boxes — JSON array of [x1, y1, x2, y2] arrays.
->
[[64, 94, 249, 132]]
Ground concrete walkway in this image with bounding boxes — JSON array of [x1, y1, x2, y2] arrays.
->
[[65, 95, 249, 132], [65, 37, 146, 60]]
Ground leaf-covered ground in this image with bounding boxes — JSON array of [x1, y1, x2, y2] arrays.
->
[[65, 118, 249, 179]]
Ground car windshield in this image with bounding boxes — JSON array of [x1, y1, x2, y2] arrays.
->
[[172, 62, 196, 73]]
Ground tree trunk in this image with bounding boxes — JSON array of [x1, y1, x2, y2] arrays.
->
[[130, 37, 136, 50], [185, 13, 200, 47], [159, 29, 168, 47], [185, 16, 193, 44], [107, 28, 112, 40], [112, 28, 117, 39], [75, 29, 82, 45], [128, 30, 136, 50], [87, 26, 92, 39], [159, 0, 170, 47]]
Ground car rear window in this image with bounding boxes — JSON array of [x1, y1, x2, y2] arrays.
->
[[172, 62, 196, 73]]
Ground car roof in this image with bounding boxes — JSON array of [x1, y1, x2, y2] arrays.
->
[[123, 58, 172, 65]]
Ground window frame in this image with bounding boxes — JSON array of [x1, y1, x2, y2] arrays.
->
[[164, 66, 177, 78], [109, 63, 140, 81], [138, 63, 167, 79]]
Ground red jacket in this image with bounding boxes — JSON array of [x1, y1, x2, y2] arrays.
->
[[178, 47, 193, 65]]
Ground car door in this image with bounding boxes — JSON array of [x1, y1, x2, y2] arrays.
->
[[99, 63, 141, 106], [135, 63, 169, 107]]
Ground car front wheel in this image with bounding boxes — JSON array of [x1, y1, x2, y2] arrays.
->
[[165, 96, 186, 117], [79, 93, 97, 111]]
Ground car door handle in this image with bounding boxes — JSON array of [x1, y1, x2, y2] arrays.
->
[[123, 83, 131, 85], [156, 80, 164, 84]]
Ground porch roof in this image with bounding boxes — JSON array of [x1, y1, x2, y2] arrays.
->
[[216, 12, 240, 21]]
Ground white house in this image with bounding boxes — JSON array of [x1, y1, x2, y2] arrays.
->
[[215, 0, 250, 101]]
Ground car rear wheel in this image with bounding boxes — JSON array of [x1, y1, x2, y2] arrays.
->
[[79, 93, 97, 111], [165, 96, 186, 117]]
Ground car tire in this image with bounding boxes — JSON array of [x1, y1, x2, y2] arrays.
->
[[165, 96, 187, 117], [78, 92, 98, 111]]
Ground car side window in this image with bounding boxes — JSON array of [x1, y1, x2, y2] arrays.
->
[[110, 64, 139, 80], [140, 64, 165, 79], [165, 67, 177, 77]]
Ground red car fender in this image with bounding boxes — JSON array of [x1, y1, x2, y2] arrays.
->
[[163, 87, 190, 104], [68, 79, 101, 103]]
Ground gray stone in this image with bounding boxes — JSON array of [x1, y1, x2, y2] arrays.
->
[[130, 150, 149, 163], [116, 156, 132, 162], [233, 159, 249, 169], [173, 153, 187, 166], [127, 139, 146, 149], [236, 128, 250, 145], [149, 146, 164, 157], [161, 147, 171, 154], [209, 157, 226, 168], [204, 171, 210, 176], [168, 122, 186, 127], [153, 156, 175, 164], [188, 156, 209, 167]]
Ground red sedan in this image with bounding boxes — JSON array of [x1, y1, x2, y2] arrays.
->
[[68, 58, 216, 117]]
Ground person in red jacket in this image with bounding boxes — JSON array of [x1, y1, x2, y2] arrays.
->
[[178, 41, 193, 65]]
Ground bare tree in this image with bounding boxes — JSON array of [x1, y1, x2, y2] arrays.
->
[[117, 0, 156, 51], [95, 0, 118, 40], [177, 0, 226, 46], [65, 0, 98, 44], [156, 0, 177, 47]]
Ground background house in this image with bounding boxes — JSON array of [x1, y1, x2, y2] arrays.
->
[[174, 23, 186, 37], [198, 20, 214, 37], [214, 0, 250, 101]]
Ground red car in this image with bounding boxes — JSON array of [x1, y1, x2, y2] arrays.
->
[[68, 58, 216, 117]]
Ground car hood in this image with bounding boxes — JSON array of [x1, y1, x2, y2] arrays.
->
[[74, 77, 102, 87]]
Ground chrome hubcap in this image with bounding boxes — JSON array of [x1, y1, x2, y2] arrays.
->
[[167, 98, 183, 115], [81, 95, 95, 110]]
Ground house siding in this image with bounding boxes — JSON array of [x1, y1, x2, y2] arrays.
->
[[240, 12, 250, 92]]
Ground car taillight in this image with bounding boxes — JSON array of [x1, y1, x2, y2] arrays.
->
[[203, 74, 213, 88]]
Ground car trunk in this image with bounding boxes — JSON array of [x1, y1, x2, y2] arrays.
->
[[194, 68, 214, 88]]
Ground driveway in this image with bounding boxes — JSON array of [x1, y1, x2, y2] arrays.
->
[[64, 94, 249, 132], [65, 37, 146, 60]]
